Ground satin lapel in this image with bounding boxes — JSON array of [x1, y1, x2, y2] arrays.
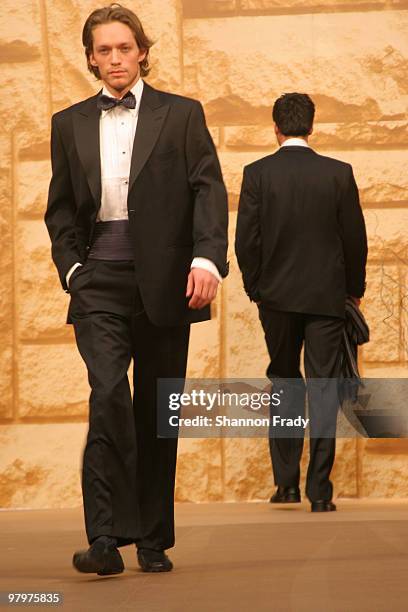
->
[[128, 83, 169, 193], [73, 94, 102, 208]]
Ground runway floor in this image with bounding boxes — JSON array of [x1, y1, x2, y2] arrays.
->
[[1, 499, 407, 612]]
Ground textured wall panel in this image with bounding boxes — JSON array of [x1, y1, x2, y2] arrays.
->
[[0, 423, 86, 508], [17, 220, 72, 341], [184, 12, 408, 123], [18, 345, 88, 418], [0, 133, 13, 419]]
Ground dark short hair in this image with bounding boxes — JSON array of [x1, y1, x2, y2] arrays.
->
[[272, 93, 315, 136], [82, 3, 154, 79]]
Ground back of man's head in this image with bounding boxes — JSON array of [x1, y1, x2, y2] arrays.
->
[[272, 93, 315, 137]]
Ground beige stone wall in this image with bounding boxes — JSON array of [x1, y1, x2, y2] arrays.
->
[[0, 0, 407, 508]]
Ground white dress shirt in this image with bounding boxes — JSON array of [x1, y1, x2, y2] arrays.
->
[[66, 78, 221, 286], [280, 137, 310, 148]]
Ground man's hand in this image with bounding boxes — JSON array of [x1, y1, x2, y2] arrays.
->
[[186, 268, 219, 309]]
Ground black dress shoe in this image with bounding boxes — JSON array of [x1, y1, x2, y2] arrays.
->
[[72, 536, 124, 575], [311, 500, 337, 513], [137, 548, 173, 572], [270, 486, 301, 503]]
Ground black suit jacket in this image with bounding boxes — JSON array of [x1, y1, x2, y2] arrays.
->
[[45, 82, 228, 327], [235, 146, 367, 318]]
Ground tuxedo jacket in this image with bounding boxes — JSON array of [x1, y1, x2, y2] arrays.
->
[[235, 146, 367, 319], [45, 82, 228, 327]]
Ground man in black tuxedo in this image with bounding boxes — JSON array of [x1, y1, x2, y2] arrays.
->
[[235, 93, 367, 512], [45, 4, 228, 573]]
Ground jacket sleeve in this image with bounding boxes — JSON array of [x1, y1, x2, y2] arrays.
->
[[185, 100, 229, 278], [44, 114, 83, 292], [235, 165, 262, 302], [338, 165, 368, 298]]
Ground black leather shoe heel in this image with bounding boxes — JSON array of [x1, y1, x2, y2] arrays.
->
[[311, 500, 337, 513], [270, 486, 301, 504], [137, 548, 173, 573]]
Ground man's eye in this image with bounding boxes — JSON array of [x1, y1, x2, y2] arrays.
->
[[121, 47, 130, 52]]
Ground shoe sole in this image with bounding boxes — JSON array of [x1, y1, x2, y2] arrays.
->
[[137, 556, 173, 573], [270, 498, 301, 504], [311, 506, 336, 513], [139, 565, 173, 573]]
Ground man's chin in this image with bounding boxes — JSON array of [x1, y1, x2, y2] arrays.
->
[[104, 74, 138, 93]]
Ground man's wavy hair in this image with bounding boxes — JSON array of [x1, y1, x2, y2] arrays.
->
[[82, 3, 154, 79], [272, 93, 315, 137]]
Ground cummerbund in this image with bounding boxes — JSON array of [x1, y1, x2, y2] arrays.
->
[[88, 220, 134, 260]]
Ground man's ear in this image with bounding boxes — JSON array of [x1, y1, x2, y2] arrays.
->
[[89, 52, 98, 67], [309, 126, 314, 136], [273, 123, 279, 136]]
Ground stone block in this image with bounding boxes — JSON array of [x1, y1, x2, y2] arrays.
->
[[17, 130, 50, 162], [176, 438, 223, 501], [18, 345, 88, 419], [224, 213, 269, 378], [183, 0, 237, 17], [219, 152, 263, 207], [223, 438, 272, 501], [344, 151, 408, 205], [17, 160, 51, 217], [0, 1, 41, 45], [135, 0, 183, 91], [183, 0, 407, 18], [330, 438, 358, 498], [1, 1, 48, 132], [17, 220, 72, 341], [359, 438, 408, 497], [240, 0, 407, 12], [362, 364, 408, 378], [0, 423, 87, 508], [362, 265, 400, 363], [208, 126, 220, 148], [187, 315, 221, 378], [401, 269, 408, 363], [225, 121, 408, 150], [45, 1, 99, 112], [0, 132, 13, 418], [365, 209, 408, 263], [184, 12, 408, 123]]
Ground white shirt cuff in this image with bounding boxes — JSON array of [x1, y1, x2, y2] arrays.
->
[[66, 262, 83, 288], [191, 257, 222, 283]]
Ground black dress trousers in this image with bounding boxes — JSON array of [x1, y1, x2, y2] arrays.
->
[[258, 306, 344, 502], [68, 258, 190, 550]]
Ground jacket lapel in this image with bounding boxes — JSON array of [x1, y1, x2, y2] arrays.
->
[[128, 82, 170, 193], [73, 93, 102, 208]]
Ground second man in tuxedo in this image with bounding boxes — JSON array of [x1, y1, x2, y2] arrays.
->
[[45, 4, 228, 574], [235, 93, 367, 512]]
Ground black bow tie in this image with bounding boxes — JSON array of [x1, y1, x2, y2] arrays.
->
[[97, 90, 136, 111]]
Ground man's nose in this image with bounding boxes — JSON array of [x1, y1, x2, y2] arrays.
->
[[111, 49, 120, 64]]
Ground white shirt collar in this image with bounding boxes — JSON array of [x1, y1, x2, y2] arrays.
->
[[280, 137, 310, 148], [101, 78, 144, 117]]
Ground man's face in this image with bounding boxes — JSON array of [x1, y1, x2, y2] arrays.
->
[[89, 21, 147, 96]]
